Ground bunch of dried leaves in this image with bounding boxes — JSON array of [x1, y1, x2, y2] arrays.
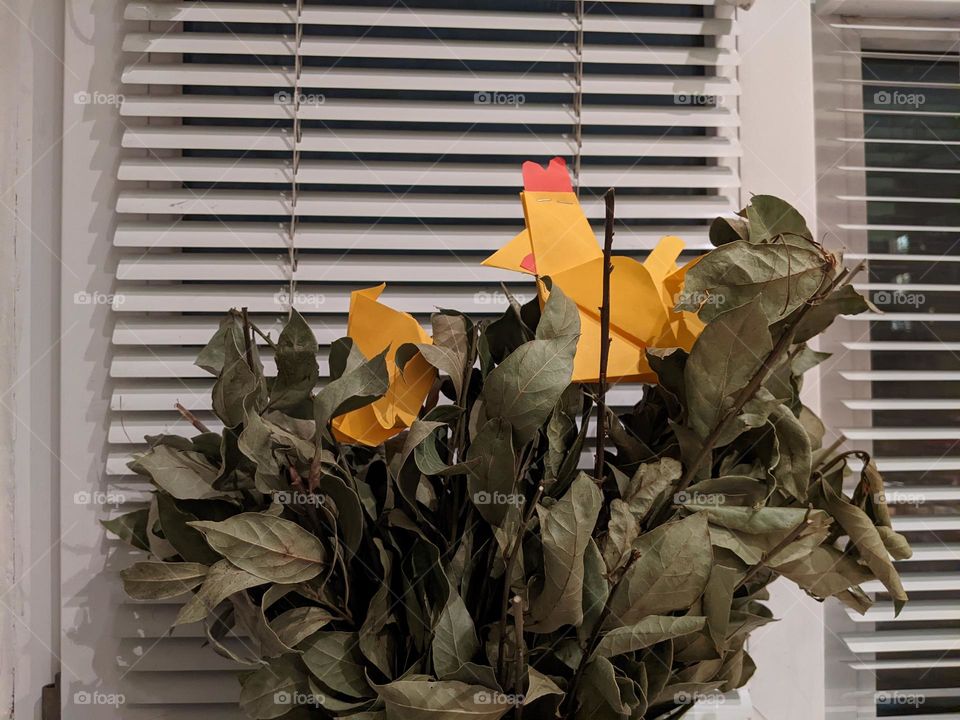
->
[[107, 196, 909, 720]]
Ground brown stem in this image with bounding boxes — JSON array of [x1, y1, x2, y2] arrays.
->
[[497, 485, 544, 682], [739, 506, 813, 587], [662, 260, 865, 518], [593, 188, 615, 486], [175, 402, 211, 434], [241, 307, 256, 372], [511, 595, 525, 716], [563, 548, 642, 718]]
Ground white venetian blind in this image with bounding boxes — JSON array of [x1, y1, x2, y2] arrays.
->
[[826, 22, 960, 719], [107, 0, 742, 716]]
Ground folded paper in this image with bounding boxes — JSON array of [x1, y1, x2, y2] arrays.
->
[[332, 284, 436, 446], [483, 157, 704, 383]]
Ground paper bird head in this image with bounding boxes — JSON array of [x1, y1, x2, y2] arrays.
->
[[332, 284, 436, 446], [482, 157, 704, 383]]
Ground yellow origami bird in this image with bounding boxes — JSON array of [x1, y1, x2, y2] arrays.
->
[[483, 157, 704, 384], [332, 284, 436, 446]]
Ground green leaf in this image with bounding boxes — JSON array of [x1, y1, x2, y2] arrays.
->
[[176, 559, 267, 625], [414, 311, 472, 401], [301, 631, 372, 699], [433, 583, 480, 678], [313, 349, 389, 433], [239, 654, 307, 720], [156, 492, 222, 565], [608, 513, 712, 626], [377, 679, 513, 720], [130, 445, 229, 501], [189, 513, 328, 583], [481, 288, 578, 445], [595, 616, 707, 658], [120, 561, 208, 600], [685, 298, 772, 441], [602, 500, 639, 575], [269, 309, 319, 412], [580, 538, 609, 644], [360, 539, 397, 679], [620, 458, 682, 522], [679, 241, 825, 323], [709, 215, 750, 247], [196, 316, 241, 375], [270, 607, 334, 649], [789, 284, 871, 343], [743, 195, 813, 243], [529, 473, 602, 633], [818, 479, 908, 613], [574, 656, 628, 720], [101, 509, 149, 552], [524, 667, 564, 706], [768, 405, 812, 501], [703, 564, 742, 650], [466, 418, 516, 526], [237, 411, 284, 493], [213, 323, 263, 427]]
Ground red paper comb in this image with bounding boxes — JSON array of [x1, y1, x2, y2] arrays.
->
[[522, 157, 573, 192]]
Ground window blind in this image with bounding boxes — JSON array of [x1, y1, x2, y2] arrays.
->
[[106, 0, 742, 715], [827, 36, 960, 719]]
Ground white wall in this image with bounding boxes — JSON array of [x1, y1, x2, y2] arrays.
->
[[0, 1, 64, 718], [737, 2, 828, 718]]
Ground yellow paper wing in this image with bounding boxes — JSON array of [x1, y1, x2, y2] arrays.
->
[[332, 284, 435, 446]]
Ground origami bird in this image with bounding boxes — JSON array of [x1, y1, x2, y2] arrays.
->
[[483, 157, 704, 383], [332, 284, 436, 446]]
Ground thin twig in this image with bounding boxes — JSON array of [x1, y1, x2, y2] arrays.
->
[[175, 403, 211, 434], [593, 188, 615, 486], [497, 484, 544, 682], [511, 595, 525, 717], [241, 307, 256, 372]]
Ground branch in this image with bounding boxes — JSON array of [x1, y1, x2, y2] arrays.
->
[[665, 260, 866, 511], [511, 595, 525, 715], [593, 188, 615, 486], [497, 484, 544, 682], [175, 402, 211, 434]]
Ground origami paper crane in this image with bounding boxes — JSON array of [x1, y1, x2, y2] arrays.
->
[[332, 284, 436, 446], [483, 157, 704, 383]]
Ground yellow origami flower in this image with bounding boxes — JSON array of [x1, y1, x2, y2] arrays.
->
[[332, 284, 436, 446], [483, 157, 704, 384]]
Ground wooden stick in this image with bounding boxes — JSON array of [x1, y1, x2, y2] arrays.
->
[[175, 402, 211, 434], [511, 595, 525, 719], [593, 188, 615, 486]]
